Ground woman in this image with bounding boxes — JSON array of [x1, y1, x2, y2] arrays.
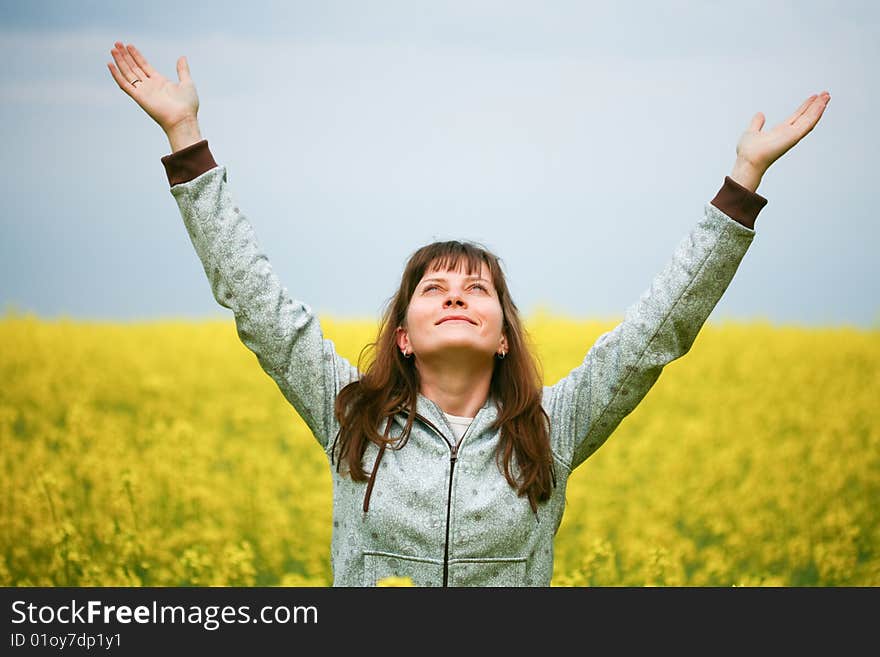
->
[[108, 42, 830, 587]]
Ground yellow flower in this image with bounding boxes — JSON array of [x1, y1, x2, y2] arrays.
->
[[376, 576, 414, 587]]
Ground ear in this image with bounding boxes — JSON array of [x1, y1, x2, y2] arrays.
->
[[395, 326, 409, 352]]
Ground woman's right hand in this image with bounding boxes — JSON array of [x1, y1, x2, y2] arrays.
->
[[107, 41, 200, 135]]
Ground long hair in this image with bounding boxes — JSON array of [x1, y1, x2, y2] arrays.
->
[[331, 240, 556, 512]]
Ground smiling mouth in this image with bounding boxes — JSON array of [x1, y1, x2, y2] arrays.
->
[[437, 318, 476, 325]]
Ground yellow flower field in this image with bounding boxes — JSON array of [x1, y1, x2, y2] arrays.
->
[[1, 310, 877, 586]]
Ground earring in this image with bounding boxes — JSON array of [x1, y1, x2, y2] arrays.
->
[[496, 350, 507, 359], [402, 349, 412, 358]]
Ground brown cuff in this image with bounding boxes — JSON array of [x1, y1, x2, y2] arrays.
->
[[709, 176, 768, 230], [160, 139, 218, 187]]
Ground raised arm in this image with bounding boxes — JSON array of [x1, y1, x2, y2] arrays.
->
[[108, 42, 360, 451], [162, 143, 360, 451], [543, 186, 759, 472], [542, 91, 831, 472]]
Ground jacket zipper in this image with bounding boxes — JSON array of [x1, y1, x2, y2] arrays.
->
[[443, 443, 458, 587], [412, 410, 473, 588]]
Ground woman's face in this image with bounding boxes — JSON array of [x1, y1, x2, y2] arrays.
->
[[397, 260, 507, 363]]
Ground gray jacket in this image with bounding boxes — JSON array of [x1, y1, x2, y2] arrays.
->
[[162, 140, 766, 586]]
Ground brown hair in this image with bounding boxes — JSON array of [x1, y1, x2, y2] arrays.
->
[[330, 240, 556, 513]]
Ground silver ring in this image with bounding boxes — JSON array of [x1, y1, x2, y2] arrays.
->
[[130, 78, 142, 86]]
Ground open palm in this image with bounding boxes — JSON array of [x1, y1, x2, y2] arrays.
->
[[107, 41, 199, 133], [736, 92, 831, 172]]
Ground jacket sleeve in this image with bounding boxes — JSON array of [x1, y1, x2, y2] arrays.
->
[[162, 140, 360, 453], [542, 179, 765, 472]]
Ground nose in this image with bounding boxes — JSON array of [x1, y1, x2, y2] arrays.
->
[[444, 294, 466, 308]]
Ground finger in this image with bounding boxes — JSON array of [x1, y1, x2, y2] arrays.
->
[[126, 44, 158, 79], [110, 45, 138, 85], [748, 112, 765, 132], [107, 61, 136, 96], [786, 94, 817, 125], [114, 41, 146, 84], [177, 56, 192, 83], [792, 95, 829, 136]]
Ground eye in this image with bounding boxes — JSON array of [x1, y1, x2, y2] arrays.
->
[[421, 282, 489, 293]]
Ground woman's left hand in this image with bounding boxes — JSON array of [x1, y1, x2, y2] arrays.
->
[[735, 91, 831, 174]]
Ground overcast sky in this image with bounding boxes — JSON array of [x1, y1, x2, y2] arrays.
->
[[1, 0, 877, 328]]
